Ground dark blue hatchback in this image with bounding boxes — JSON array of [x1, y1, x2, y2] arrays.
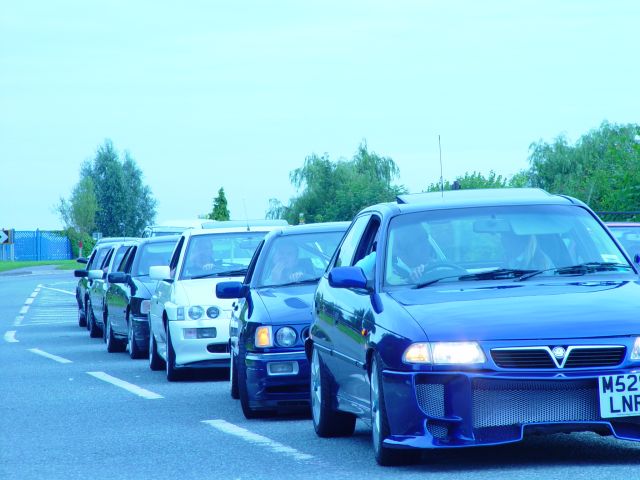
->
[[307, 188, 640, 465], [217, 222, 348, 418]]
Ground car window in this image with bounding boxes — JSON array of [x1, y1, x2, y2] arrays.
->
[[384, 205, 631, 287], [169, 237, 185, 278], [99, 248, 115, 271], [91, 247, 110, 270], [133, 241, 177, 277], [255, 231, 345, 287], [111, 245, 130, 273], [609, 226, 640, 256], [335, 215, 371, 267], [180, 232, 265, 280]]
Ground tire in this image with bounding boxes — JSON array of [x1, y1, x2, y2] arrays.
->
[[148, 327, 165, 371], [238, 347, 272, 419], [78, 307, 87, 327], [229, 347, 239, 399], [371, 354, 420, 466], [105, 316, 125, 353], [127, 314, 146, 359], [310, 347, 356, 437], [165, 324, 180, 381], [88, 301, 102, 338]]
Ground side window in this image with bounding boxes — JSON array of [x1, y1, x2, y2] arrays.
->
[[244, 240, 265, 284], [117, 246, 135, 273], [335, 215, 371, 267], [169, 237, 185, 278], [353, 216, 381, 265], [112, 246, 130, 272], [100, 249, 114, 271], [86, 250, 97, 270]]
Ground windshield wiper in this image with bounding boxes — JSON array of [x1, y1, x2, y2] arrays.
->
[[260, 278, 321, 288], [517, 262, 632, 281], [190, 269, 247, 280], [414, 268, 535, 289]]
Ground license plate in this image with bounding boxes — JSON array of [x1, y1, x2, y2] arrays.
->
[[598, 374, 640, 418]]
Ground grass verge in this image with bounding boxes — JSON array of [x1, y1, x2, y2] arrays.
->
[[0, 260, 79, 273]]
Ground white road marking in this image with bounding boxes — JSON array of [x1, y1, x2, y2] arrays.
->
[[29, 291, 38, 298], [28, 348, 73, 364], [19, 306, 29, 315], [22, 321, 76, 326], [202, 419, 314, 461], [4, 331, 18, 343], [86, 372, 163, 400], [13, 315, 24, 326], [25, 297, 34, 305], [40, 286, 75, 296]]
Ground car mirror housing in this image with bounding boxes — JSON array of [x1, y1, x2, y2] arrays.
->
[[328, 266, 368, 290], [88, 269, 104, 280], [107, 272, 127, 284], [149, 265, 171, 281], [74, 269, 88, 278], [216, 281, 247, 299]]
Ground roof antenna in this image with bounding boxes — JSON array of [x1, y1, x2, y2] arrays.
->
[[242, 198, 250, 231], [438, 135, 444, 198]]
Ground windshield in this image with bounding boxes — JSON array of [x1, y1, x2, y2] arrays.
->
[[384, 205, 632, 288], [133, 241, 177, 277], [180, 232, 265, 280], [255, 231, 344, 288], [609, 225, 640, 257]]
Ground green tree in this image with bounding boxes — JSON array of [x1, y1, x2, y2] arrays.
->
[[59, 139, 157, 238], [528, 121, 640, 211], [276, 142, 405, 224], [208, 187, 231, 220], [425, 170, 511, 192]]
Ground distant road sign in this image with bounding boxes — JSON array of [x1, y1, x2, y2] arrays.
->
[[0, 229, 10, 244]]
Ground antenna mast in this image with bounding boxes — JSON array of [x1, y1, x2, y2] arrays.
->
[[438, 135, 444, 198], [242, 198, 250, 231]]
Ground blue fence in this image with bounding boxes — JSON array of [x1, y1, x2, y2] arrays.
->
[[0, 230, 72, 261]]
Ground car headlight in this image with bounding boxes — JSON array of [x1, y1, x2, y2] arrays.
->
[[207, 306, 220, 319], [631, 337, 640, 360], [188, 306, 204, 320], [255, 326, 273, 348], [275, 327, 297, 347], [403, 342, 485, 365], [140, 300, 150, 315]]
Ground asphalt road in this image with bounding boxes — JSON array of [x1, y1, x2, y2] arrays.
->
[[2, 267, 640, 480]]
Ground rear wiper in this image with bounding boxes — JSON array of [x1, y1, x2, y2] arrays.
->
[[415, 268, 535, 288], [517, 262, 632, 281]]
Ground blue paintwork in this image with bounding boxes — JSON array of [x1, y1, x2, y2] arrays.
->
[[311, 188, 640, 452], [224, 222, 349, 413]]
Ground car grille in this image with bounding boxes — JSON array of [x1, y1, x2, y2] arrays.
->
[[491, 346, 625, 369], [472, 378, 600, 429], [415, 382, 445, 417]]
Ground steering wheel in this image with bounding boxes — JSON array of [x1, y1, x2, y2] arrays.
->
[[420, 262, 467, 276]]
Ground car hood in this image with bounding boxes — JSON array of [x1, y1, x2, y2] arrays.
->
[[255, 284, 316, 325], [388, 279, 640, 342], [177, 277, 242, 308], [134, 277, 156, 296]]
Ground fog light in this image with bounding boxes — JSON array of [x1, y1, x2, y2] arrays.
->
[[267, 361, 299, 376], [631, 337, 640, 360]]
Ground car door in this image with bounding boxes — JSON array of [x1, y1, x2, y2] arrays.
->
[[315, 215, 372, 403], [108, 245, 136, 335], [90, 247, 114, 322], [329, 215, 381, 408], [150, 236, 184, 350]]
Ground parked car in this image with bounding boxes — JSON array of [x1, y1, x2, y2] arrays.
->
[[74, 238, 128, 328], [148, 221, 286, 380], [216, 222, 349, 418], [308, 188, 640, 465], [104, 235, 179, 358], [86, 240, 139, 342], [607, 222, 640, 259]]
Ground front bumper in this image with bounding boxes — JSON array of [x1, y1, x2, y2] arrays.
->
[[245, 350, 310, 410], [168, 319, 231, 368], [382, 369, 640, 450]]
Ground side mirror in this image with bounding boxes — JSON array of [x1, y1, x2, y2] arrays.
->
[[216, 281, 247, 299], [107, 272, 128, 284], [634, 253, 640, 266], [76, 257, 88, 264], [74, 269, 88, 278], [328, 266, 368, 289], [88, 269, 104, 280], [149, 265, 171, 281]]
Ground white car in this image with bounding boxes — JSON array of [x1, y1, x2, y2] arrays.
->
[[147, 221, 287, 380]]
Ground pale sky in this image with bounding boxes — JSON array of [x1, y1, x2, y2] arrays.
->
[[1, 1, 639, 230]]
